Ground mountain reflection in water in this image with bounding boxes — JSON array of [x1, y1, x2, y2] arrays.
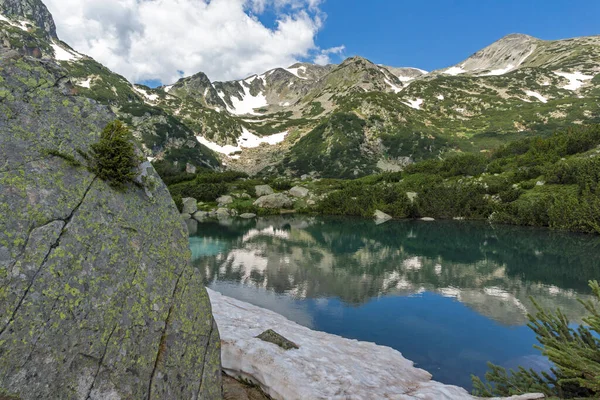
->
[[188, 216, 600, 388]]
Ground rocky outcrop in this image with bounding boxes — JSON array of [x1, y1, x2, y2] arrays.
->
[[0, 51, 221, 398]]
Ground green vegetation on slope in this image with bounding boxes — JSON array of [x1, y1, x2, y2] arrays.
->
[[158, 124, 600, 235], [282, 113, 377, 178], [314, 124, 600, 233]]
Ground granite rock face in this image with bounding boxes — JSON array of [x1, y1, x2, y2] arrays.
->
[[0, 50, 222, 399]]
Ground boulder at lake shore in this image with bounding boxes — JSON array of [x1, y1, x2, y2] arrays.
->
[[254, 193, 293, 209], [374, 210, 393, 225], [0, 51, 221, 399]]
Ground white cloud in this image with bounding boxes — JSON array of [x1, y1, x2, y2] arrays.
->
[[44, 0, 341, 84], [313, 45, 345, 65]]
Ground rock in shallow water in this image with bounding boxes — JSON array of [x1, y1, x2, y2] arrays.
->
[[182, 197, 198, 214]]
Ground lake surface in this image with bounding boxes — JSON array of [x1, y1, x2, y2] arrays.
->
[[187, 216, 600, 390]]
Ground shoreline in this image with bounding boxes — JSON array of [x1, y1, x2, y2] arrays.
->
[[207, 288, 544, 400]]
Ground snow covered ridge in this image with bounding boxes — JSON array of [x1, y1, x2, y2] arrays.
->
[[197, 127, 287, 156], [219, 81, 269, 115], [208, 288, 544, 400], [0, 12, 30, 32]]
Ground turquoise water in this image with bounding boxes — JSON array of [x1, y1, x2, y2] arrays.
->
[[187, 216, 600, 390]]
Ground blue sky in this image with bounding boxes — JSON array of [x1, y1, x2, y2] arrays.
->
[[278, 0, 600, 71]]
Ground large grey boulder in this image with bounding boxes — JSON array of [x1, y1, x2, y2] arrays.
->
[[254, 193, 293, 209], [289, 186, 310, 198], [240, 213, 257, 219], [255, 185, 274, 197], [182, 197, 198, 214], [0, 53, 221, 399]]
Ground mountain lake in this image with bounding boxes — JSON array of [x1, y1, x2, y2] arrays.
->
[[187, 216, 600, 390]]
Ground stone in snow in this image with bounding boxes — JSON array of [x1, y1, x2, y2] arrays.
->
[[374, 210, 392, 225], [181, 197, 198, 214], [255, 185, 274, 197], [289, 186, 310, 198], [208, 289, 543, 400]]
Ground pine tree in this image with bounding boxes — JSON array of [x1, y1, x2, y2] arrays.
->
[[472, 280, 600, 398], [90, 120, 139, 190]]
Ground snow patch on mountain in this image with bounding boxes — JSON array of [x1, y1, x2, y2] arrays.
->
[[76, 77, 92, 88], [444, 66, 466, 76], [384, 78, 402, 93], [403, 98, 424, 110], [437, 94, 445, 100], [133, 86, 159, 102], [482, 64, 515, 76], [51, 42, 81, 62], [197, 128, 287, 156], [525, 90, 548, 103], [553, 71, 594, 91], [229, 85, 269, 115], [0, 13, 29, 32], [284, 66, 308, 79]]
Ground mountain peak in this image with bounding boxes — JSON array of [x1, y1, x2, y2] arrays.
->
[[0, 0, 57, 38]]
